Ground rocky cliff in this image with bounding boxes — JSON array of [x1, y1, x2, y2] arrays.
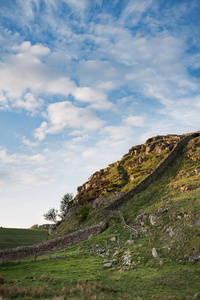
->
[[72, 134, 182, 206]]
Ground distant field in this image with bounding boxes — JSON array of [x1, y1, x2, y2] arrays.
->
[[0, 227, 48, 250]]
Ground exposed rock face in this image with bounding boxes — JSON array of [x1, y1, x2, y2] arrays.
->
[[72, 134, 181, 206], [92, 192, 126, 209]]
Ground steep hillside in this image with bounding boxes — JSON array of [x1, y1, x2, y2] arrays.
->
[[73, 134, 181, 205], [52, 132, 200, 238], [53, 131, 200, 263]]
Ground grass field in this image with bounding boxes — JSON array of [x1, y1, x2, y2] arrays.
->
[[0, 228, 48, 250], [0, 229, 200, 299]]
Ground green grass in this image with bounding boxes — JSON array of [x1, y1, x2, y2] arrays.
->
[[0, 231, 200, 299], [0, 228, 48, 250]]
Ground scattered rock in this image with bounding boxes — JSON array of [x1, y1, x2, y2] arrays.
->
[[104, 263, 112, 268], [162, 245, 171, 251], [195, 167, 200, 175], [135, 214, 143, 222], [112, 258, 118, 264], [180, 186, 185, 192], [185, 185, 198, 192], [123, 250, 131, 266], [152, 248, 158, 258], [126, 240, 134, 245], [110, 237, 116, 242], [194, 292, 200, 299], [158, 207, 169, 214], [149, 214, 158, 226], [180, 185, 198, 192], [188, 254, 200, 262]]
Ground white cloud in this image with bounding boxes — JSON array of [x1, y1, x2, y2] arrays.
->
[[72, 86, 112, 110], [14, 93, 44, 112], [13, 41, 50, 57], [46, 77, 76, 95], [124, 115, 145, 127], [34, 101, 105, 140], [22, 137, 39, 147], [0, 147, 45, 165], [34, 122, 48, 141]]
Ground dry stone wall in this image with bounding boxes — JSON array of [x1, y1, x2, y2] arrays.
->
[[0, 222, 107, 262], [103, 132, 200, 211]]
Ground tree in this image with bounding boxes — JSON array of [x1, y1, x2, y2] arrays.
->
[[59, 193, 73, 219], [43, 208, 58, 224]]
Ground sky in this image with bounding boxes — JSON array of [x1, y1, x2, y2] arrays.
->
[[0, 0, 200, 228]]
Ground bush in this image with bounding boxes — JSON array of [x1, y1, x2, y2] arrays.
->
[[76, 205, 91, 222], [0, 275, 5, 284]]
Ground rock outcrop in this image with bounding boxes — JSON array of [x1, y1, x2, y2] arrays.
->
[[71, 134, 182, 208]]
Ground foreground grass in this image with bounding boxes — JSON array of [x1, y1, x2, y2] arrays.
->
[[0, 242, 200, 299], [0, 228, 48, 250]]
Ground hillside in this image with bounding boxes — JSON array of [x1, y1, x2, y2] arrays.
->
[[0, 131, 200, 299], [53, 131, 200, 239]]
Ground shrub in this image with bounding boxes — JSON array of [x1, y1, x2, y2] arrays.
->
[[76, 205, 91, 222]]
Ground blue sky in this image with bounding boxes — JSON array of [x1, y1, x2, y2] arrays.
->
[[0, 0, 200, 228]]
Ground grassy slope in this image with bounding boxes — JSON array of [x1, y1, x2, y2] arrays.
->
[[0, 136, 200, 299], [0, 228, 48, 250]]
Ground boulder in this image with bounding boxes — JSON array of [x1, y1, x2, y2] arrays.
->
[[152, 248, 158, 258], [188, 254, 200, 262], [166, 226, 176, 237], [104, 263, 112, 267], [126, 240, 134, 245], [135, 214, 143, 222], [149, 214, 158, 226], [110, 237, 116, 242], [185, 185, 198, 192], [146, 144, 155, 154], [158, 207, 169, 214]]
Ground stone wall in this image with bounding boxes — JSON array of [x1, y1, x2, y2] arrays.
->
[[103, 132, 200, 211], [0, 222, 107, 262]]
